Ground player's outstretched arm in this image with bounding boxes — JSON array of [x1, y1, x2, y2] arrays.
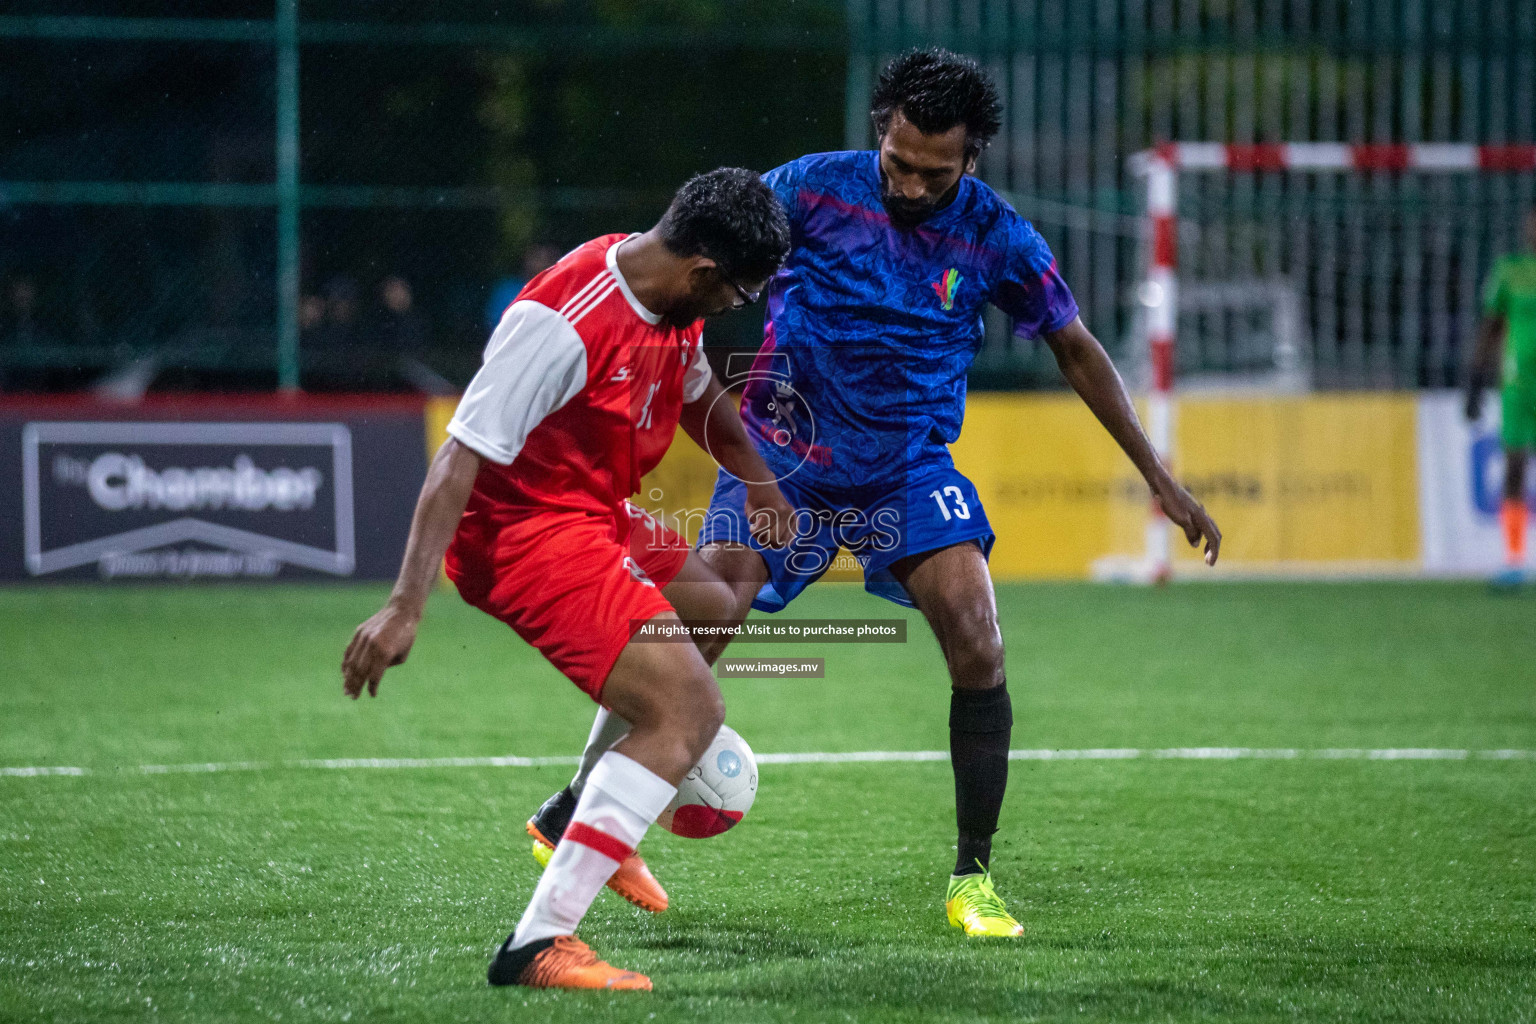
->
[[1466, 316, 1505, 421], [678, 374, 794, 548], [1043, 317, 1221, 566], [342, 437, 484, 698]]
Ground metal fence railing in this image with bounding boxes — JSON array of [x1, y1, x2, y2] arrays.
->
[[0, 3, 845, 393], [5, 1, 1535, 392], [846, 0, 1536, 389]]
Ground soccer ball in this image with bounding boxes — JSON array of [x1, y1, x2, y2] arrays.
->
[[656, 724, 758, 838]]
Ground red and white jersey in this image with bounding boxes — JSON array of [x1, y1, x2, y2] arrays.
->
[[447, 233, 712, 516]]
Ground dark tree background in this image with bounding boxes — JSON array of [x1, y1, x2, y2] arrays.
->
[[0, 1, 845, 389]]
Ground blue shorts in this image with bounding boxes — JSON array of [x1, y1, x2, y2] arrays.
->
[[696, 460, 995, 611]]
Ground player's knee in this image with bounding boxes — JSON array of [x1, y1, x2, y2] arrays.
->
[[729, 579, 758, 623], [943, 603, 1005, 689], [713, 572, 758, 628], [654, 667, 725, 764], [697, 543, 765, 620], [619, 665, 724, 778], [685, 686, 727, 763], [697, 591, 755, 664], [693, 577, 733, 633]]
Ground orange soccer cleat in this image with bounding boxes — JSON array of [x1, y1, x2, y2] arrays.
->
[[527, 819, 669, 913], [488, 934, 651, 990]]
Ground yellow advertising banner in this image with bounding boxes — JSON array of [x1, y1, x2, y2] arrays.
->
[[951, 394, 1141, 578], [424, 395, 456, 456], [1167, 394, 1420, 570], [957, 393, 1420, 577], [430, 392, 1421, 581]]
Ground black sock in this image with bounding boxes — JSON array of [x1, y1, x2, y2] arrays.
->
[[949, 684, 1012, 876]]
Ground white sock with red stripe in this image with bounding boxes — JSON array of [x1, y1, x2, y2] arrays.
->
[[569, 708, 632, 799], [510, 750, 675, 948]]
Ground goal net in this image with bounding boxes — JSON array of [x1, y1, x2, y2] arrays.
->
[[1100, 142, 1536, 581]]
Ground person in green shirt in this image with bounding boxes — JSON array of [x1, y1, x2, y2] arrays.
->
[[1467, 210, 1536, 587]]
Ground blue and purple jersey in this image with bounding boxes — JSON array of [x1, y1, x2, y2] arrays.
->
[[738, 150, 1080, 490]]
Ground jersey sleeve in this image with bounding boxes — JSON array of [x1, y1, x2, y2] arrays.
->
[[682, 338, 712, 403], [447, 300, 588, 465], [990, 214, 1081, 339], [762, 159, 805, 230], [1483, 258, 1510, 316]]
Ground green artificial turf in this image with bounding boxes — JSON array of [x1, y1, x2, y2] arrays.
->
[[1, 582, 1533, 1023]]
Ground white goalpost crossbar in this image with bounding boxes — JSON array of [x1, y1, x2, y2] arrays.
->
[[1123, 142, 1536, 581]]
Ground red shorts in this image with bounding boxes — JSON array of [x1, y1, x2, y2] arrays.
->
[[445, 501, 690, 701]]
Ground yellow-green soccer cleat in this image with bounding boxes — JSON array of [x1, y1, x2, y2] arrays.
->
[[945, 869, 1024, 937], [531, 837, 553, 868]]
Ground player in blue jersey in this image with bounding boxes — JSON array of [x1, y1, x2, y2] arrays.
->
[[526, 49, 1221, 936]]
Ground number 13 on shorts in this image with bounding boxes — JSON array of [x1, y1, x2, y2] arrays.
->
[[930, 485, 971, 521]]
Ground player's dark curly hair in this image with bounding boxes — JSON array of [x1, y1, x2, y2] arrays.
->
[[870, 48, 1003, 159], [658, 167, 790, 283]]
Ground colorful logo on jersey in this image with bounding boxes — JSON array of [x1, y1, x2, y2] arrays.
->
[[932, 268, 962, 310]]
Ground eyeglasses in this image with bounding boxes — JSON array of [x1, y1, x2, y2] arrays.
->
[[718, 267, 762, 307]]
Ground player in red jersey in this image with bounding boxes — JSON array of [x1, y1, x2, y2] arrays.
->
[[341, 168, 794, 991]]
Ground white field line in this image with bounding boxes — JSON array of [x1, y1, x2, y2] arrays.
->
[[295, 755, 582, 770], [759, 750, 949, 764], [0, 765, 88, 777], [3, 748, 1533, 779]]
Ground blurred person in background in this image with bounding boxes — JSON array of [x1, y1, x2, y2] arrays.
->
[[375, 274, 457, 394], [316, 275, 361, 351], [374, 275, 429, 356], [484, 244, 561, 331], [1467, 209, 1536, 589], [2, 275, 48, 391], [302, 275, 363, 390], [299, 293, 326, 335], [296, 292, 328, 388], [5, 276, 41, 349]]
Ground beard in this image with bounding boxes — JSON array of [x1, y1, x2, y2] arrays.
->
[[878, 175, 961, 229], [663, 293, 722, 328], [880, 192, 940, 227]]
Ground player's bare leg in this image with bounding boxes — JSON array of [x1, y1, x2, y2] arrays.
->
[[891, 541, 1022, 937], [692, 540, 771, 662], [527, 547, 764, 909], [1495, 448, 1528, 589], [490, 611, 724, 989]]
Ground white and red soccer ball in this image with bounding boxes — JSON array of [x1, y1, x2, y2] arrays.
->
[[656, 724, 758, 838]]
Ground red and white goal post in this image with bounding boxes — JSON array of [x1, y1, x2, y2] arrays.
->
[[1107, 142, 1536, 583]]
